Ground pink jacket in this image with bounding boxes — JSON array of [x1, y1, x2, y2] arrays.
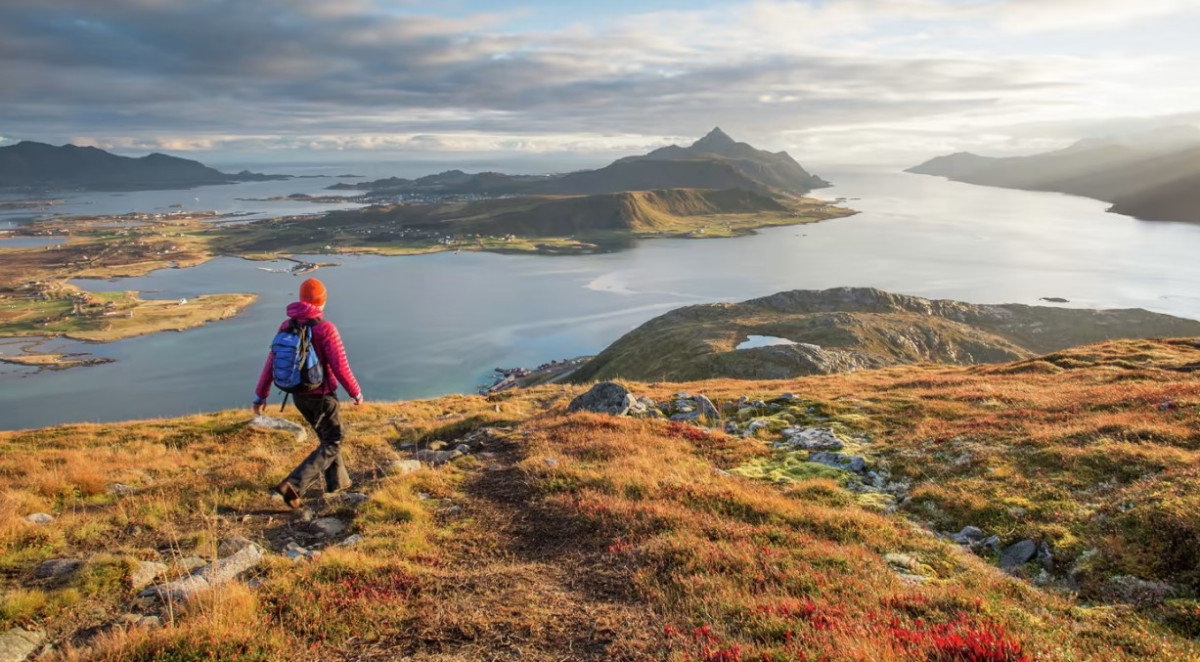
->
[[254, 301, 362, 402]]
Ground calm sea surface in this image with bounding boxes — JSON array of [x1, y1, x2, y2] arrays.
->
[[2, 166, 1199, 430]]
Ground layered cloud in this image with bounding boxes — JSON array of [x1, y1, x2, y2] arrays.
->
[[0, 0, 1196, 161]]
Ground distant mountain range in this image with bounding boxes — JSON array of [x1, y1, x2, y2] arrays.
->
[[0, 141, 288, 191], [570, 287, 1200, 382], [907, 126, 1200, 223], [331, 128, 830, 197]]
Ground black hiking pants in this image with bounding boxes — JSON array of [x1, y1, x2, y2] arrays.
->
[[283, 393, 351, 495]]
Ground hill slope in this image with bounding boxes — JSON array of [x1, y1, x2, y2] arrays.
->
[[571, 287, 1200, 382], [4, 339, 1200, 659], [907, 134, 1200, 223], [0, 141, 286, 190]]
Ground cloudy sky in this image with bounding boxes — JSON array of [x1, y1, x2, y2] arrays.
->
[[1, 0, 1198, 165]]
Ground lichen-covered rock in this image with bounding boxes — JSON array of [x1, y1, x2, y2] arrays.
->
[[779, 427, 845, 451], [0, 627, 44, 662], [567, 382, 636, 416], [807, 452, 868, 474], [25, 513, 53, 526], [1102, 575, 1175, 607], [34, 558, 82, 580], [128, 560, 168, 590], [694, 394, 720, 420], [143, 544, 263, 603], [217, 536, 254, 557]]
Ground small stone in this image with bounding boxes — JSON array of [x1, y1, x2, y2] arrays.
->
[[283, 544, 312, 562], [454, 444, 472, 454], [567, 382, 636, 416], [309, 517, 348, 537], [959, 526, 985, 541], [428, 441, 448, 451], [217, 536, 254, 557], [442, 506, 463, 517], [1037, 541, 1055, 573], [25, 513, 53, 526], [544, 457, 560, 468], [339, 534, 363, 548], [999, 539, 1038, 569], [724, 421, 741, 435], [415, 449, 463, 466], [34, 558, 82, 580], [298, 508, 315, 523], [388, 459, 421, 475], [128, 561, 168, 590], [777, 393, 800, 403], [744, 420, 770, 436], [108, 483, 136, 496], [336, 492, 369, 508], [135, 616, 162, 629], [0, 627, 45, 662]]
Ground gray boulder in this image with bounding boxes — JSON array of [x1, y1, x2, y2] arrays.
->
[[34, 558, 82, 580], [25, 513, 53, 526], [0, 627, 44, 662], [128, 560, 168, 590], [1000, 540, 1038, 569], [808, 452, 868, 474], [694, 394, 720, 420], [567, 382, 636, 416]]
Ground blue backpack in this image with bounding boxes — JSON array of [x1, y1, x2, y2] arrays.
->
[[271, 319, 324, 402]]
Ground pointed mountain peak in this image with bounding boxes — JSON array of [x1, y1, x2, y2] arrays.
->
[[693, 127, 737, 149]]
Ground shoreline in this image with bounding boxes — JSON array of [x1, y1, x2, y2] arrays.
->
[[0, 197, 856, 369]]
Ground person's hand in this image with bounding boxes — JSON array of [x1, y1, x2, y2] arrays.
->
[[252, 401, 265, 416], [353, 394, 364, 407]]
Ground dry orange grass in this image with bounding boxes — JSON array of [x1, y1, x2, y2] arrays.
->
[[1, 339, 1199, 660]]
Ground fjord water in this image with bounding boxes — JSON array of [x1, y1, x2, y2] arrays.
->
[[2, 167, 1200, 430]]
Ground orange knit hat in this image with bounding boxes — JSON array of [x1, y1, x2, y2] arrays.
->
[[299, 278, 327, 306]]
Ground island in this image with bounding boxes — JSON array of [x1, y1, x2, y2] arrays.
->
[[0, 128, 852, 367]]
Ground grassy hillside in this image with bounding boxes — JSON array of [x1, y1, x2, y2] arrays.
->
[[572, 287, 1200, 383], [907, 143, 1200, 223], [224, 189, 851, 256], [3, 339, 1200, 660]]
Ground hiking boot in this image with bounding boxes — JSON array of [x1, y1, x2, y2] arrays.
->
[[275, 481, 302, 509]]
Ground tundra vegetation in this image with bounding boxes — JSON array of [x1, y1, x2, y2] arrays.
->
[[2, 338, 1199, 660]]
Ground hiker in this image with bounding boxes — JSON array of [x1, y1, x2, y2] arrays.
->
[[252, 277, 363, 508]]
